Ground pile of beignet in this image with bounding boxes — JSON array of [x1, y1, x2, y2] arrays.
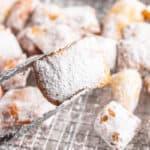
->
[[0, 0, 150, 149]]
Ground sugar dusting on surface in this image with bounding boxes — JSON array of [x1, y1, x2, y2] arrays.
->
[[94, 101, 141, 150], [33, 36, 112, 103], [0, 87, 55, 130], [118, 22, 150, 72]]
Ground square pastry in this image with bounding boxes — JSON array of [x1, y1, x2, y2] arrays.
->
[[94, 101, 141, 150]]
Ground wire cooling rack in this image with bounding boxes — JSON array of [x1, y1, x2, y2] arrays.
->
[[0, 87, 150, 150], [0, 0, 150, 149]]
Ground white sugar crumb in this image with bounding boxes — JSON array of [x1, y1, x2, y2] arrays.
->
[[118, 22, 150, 72], [94, 101, 141, 150], [0, 87, 55, 130], [111, 69, 142, 112], [33, 36, 111, 104]]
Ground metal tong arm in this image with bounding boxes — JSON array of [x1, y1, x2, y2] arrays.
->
[[0, 89, 88, 144], [0, 54, 47, 85]]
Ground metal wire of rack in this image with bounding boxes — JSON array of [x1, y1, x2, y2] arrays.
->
[[0, 87, 150, 150], [0, 0, 150, 149]]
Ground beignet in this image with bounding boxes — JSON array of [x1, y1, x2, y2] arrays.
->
[[101, 0, 145, 40], [6, 0, 39, 33], [0, 87, 55, 130], [117, 22, 150, 72], [111, 69, 142, 112], [33, 36, 111, 105], [0, 26, 29, 90]]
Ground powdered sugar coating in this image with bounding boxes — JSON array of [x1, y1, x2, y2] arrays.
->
[[30, 3, 100, 34], [33, 36, 111, 104], [94, 101, 141, 150], [30, 2, 63, 26], [0, 27, 22, 60], [101, 0, 145, 40], [0, 26, 23, 70], [63, 6, 100, 34], [93, 36, 117, 70], [111, 69, 142, 112], [18, 24, 81, 54], [0, 27, 29, 90], [6, 0, 39, 33], [143, 74, 150, 95], [0, 87, 55, 130], [117, 22, 150, 71]]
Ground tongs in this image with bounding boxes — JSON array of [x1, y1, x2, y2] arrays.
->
[[0, 54, 88, 144]]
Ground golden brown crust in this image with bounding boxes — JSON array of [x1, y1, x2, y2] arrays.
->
[[0, 120, 31, 128], [33, 67, 60, 106], [7, 103, 19, 119], [0, 86, 3, 98], [143, 75, 150, 95], [142, 9, 150, 21], [34, 72, 62, 106], [108, 108, 116, 117], [111, 69, 142, 112], [48, 48, 65, 58], [112, 132, 120, 142], [100, 115, 108, 123], [98, 64, 111, 88]]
